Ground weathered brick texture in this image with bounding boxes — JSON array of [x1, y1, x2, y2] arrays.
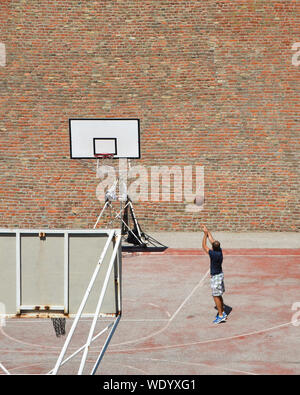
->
[[0, 0, 299, 231]]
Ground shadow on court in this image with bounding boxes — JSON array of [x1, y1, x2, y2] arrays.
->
[[214, 304, 233, 318]]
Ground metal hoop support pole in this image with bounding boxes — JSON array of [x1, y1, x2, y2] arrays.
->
[[52, 230, 115, 375]]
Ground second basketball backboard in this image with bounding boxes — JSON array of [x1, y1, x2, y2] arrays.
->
[[69, 118, 140, 159], [0, 229, 121, 317]]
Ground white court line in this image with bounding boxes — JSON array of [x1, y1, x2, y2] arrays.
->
[[0, 326, 65, 350], [108, 269, 210, 348], [109, 318, 300, 354], [3, 363, 43, 374], [134, 357, 258, 376], [0, 362, 10, 375], [4, 359, 148, 376], [148, 302, 171, 318], [95, 360, 148, 375], [5, 318, 169, 323], [2, 252, 299, 357], [0, 357, 147, 376], [119, 319, 170, 322], [3, 318, 299, 356], [170, 269, 210, 322], [0, 268, 210, 351], [0, 268, 211, 370]]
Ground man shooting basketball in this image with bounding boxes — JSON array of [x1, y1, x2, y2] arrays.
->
[[201, 224, 227, 324]]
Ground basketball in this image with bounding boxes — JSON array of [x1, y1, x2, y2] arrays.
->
[[194, 196, 204, 206]]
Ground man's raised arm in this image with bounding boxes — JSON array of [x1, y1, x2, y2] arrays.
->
[[202, 229, 209, 254], [202, 224, 215, 245]]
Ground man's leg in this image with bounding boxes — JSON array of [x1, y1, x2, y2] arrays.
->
[[211, 273, 226, 323], [213, 296, 224, 317]]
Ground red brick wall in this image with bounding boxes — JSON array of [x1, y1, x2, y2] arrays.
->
[[0, 1, 299, 231]]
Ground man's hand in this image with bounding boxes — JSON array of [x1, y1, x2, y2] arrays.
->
[[201, 224, 215, 245], [201, 224, 208, 233]]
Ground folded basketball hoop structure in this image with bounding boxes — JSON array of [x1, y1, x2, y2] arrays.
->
[[51, 229, 122, 375], [0, 228, 122, 375]]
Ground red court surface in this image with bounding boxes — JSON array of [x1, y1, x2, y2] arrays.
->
[[1, 248, 300, 375]]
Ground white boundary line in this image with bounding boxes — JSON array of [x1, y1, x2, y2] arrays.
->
[[170, 269, 210, 322], [0, 362, 10, 375], [109, 319, 300, 354], [134, 357, 258, 376], [108, 269, 210, 348], [4, 318, 169, 323]]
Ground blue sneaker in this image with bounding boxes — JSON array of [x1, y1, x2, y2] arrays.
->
[[213, 312, 227, 324]]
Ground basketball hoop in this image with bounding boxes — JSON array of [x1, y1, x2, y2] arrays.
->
[[94, 153, 114, 160], [51, 317, 66, 337]]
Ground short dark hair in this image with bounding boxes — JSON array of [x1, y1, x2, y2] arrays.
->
[[212, 241, 221, 251]]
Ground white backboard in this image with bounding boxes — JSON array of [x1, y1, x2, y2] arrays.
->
[[0, 229, 122, 317], [69, 119, 140, 159]]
